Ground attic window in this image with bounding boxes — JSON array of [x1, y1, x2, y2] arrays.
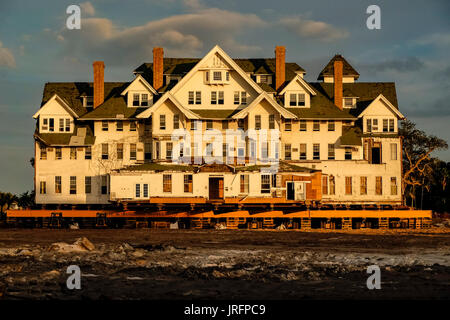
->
[[213, 71, 222, 81], [259, 75, 271, 84], [83, 96, 93, 107], [343, 98, 355, 108]]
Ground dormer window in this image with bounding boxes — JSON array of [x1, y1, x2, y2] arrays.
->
[[289, 93, 306, 107], [82, 96, 93, 107], [141, 94, 148, 106], [133, 94, 140, 106], [258, 75, 272, 84], [213, 71, 222, 81], [343, 97, 356, 108], [131, 93, 151, 107]]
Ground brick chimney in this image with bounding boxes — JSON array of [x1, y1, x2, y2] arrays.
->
[[275, 46, 285, 91], [153, 47, 164, 91], [334, 59, 343, 110], [93, 61, 105, 109]]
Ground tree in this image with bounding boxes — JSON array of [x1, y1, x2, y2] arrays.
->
[[399, 119, 448, 206], [17, 190, 35, 209]]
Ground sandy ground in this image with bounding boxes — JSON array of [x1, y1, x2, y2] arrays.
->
[[0, 228, 449, 300]]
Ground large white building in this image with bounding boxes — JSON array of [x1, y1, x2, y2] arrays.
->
[[33, 45, 404, 209]]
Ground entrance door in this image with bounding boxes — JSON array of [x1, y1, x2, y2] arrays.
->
[[286, 181, 295, 200], [209, 177, 224, 200], [371, 147, 381, 164]]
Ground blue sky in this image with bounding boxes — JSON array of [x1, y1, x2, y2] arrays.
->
[[0, 0, 449, 194]]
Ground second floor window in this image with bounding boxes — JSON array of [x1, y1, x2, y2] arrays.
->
[[85, 146, 91, 160], [328, 144, 335, 160], [102, 121, 108, 131], [166, 142, 172, 160], [284, 144, 291, 160], [55, 176, 61, 194], [299, 144, 307, 160], [40, 147, 47, 160], [285, 119, 292, 131], [173, 114, 180, 129], [313, 120, 320, 131], [328, 120, 335, 131], [55, 147, 62, 160], [70, 147, 77, 160], [269, 115, 275, 129], [130, 143, 136, 160], [184, 174, 193, 193], [70, 176, 76, 194], [300, 120, 306, 131], [160, 114, 166, 130], [255, 115, 261, 130], [116, 121, 123, 131], [313, 144, 320, 160], [240, 174, 249, 193], [163, 174, 172, 193], [188, 91, 201, 104], [101, 144, 108, 160], [117, 143, 123, 160], [345, 147, 352, 160], [130, 121, 137, 131]]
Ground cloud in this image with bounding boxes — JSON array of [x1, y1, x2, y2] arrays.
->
[[0, 41, 15, 68], [279, 16, 348, 42], [80, 2, 95, 16], [56, 8, 266, 65], [360, 57, 425, 74], [414, 32, 450, 47]]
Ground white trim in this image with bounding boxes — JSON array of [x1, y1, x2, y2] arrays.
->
[[358, 94, 405, 119], [136, 92, 200, 119], [169, 45, 263, 96], [33, 94, 78, 119], [121, 74, 157, 95], [279, 74, 316, 96], [232, 93, 297, 119]]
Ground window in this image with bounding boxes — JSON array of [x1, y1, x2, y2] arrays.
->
[[226, 72, 230, 81], [117, 143, 123, 160], [85, 146, 91, 160], [329, 176, 335, 195], [269, 115, 275, 129], [383, 119, 388, 132], [166, 142, 172, 160], [284, 144, 291, 160], [141, 94, 148, 106], [70, 147, 77, 160], [101, 175, 107, 194], [240, 174, 249, 193], [86, 96, 93, 107], [313, 120, 320, 131], [40, 181, 46, 194], [59, 118, 64, 132], [188, 91, 194, 105], [143, 184, 148, 198], [49, 118, 54, 132], [102, 121, 108, 131], [211, 91, 217, 104], [55, 176, 61, 194], [322, 176, 328, 195], [328, 144, 335, 160], [163, 174, 172, 193], [85, 176, 91, 194], [238, 119, 245, 130], [55, 147, 62, 160], [389, 119, 395, 132], [255, 115, 261, 130], [116, 121, 123, 131], [261, 174, 271, 194], [144, 143, 151, 161], [375, 176, 383, 195], [144, 120, 151, 135], [366, 119, 372, 132], [133, 93, 140, 106], [344, 98, 354, 108], [135, 184, 141, 198], [130, 143, 137, 160], [191, 120, 198, 131], [285, 119, 292, 131], [40, 147, 47, 160], [372, 119, 378, 131], [70, 176, 76, 194], [300, 120, 306, 131], [259, 75, 269, 83], [261, 142, 268, 159], [241, 92, 247, 105], [160, 114, 166, 130], [360, 176, 367, 195], [213, 71, 222, 81], [328, 120, 335, 131], [205, 71, 209, 82], [195, 91, 201, 104], [313, 144, 320, 160], [234, 91, 240, 105], [130, 121, 137, 132], [184, 175, 193, 193], [390, 143, 397, 160], [391, 177, 398, 195], [101, 144, 108, 160], [345, 147, 352, 160], [42, 118, 48, 131], [65, 119, 70, 132], [345, 177, 352, 195], [155, 141, 160, 159], [218, 91, 224, 104], [206, 120, 213, 130], [206, 143, 213, 157], [289, 93, 305, 106], [173, 115, 180, 129], [299, 144, 307, 160], [222, 121, 228, 130]]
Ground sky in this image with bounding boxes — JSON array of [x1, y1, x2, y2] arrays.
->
[[0, 0, 449, 194]]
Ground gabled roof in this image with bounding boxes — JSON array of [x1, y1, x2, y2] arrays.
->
[[190, 109, 241, 119], [33, 94, 79, 119], [121, 74, 157, 95], [134, 57, 305, 93], [358, 94, 405, 119], [279, 74, 317, 96], [233, 93, 297, 119], [318, 54, 360, 80], [136, 92, 200, 119]]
